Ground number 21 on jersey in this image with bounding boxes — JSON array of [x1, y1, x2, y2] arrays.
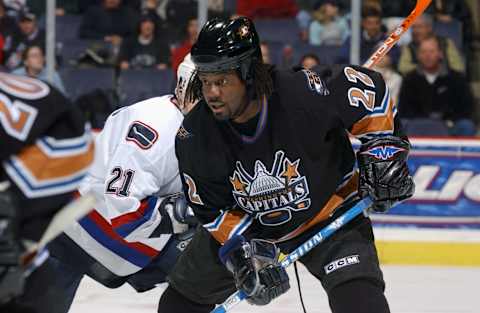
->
[[344, 67, 376, 112], [106, 167, 135, 197]]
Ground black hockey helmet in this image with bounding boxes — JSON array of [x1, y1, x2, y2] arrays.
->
[[191, 16, 261, 82]]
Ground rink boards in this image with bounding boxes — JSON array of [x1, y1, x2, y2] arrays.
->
[[367, 137, 480, 266]]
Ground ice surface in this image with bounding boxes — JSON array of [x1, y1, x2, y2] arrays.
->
[[70, 264, 479, 313]]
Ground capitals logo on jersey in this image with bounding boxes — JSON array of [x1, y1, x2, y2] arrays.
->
[[230, 150, 311, 226], [361, 145, 405, 161]]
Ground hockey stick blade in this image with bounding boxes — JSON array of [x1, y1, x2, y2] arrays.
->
[[363, 0, 432, 69], [21, 193, 96, 266], [211, 197, 372, 313]]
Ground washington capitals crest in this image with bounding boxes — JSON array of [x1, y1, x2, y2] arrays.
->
[[230, 151, 311, 226]]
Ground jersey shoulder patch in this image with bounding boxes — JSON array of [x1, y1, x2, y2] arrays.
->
[[302, 69, 330, 96], [126, 121, 158, 150], [176, 125, 193, 140]]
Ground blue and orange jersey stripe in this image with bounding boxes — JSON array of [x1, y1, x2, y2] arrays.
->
[[204, 209, 253, 244], [3, 131, 94, 198]]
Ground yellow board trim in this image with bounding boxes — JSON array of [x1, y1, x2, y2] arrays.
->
[[376, 241, 480, 266]]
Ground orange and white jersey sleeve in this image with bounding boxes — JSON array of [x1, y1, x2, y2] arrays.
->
[[202, 209, 253, 244], [326, 65, 401, 141]]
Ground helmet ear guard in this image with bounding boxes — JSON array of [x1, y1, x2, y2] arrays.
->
[[175, 53, 196, 109]]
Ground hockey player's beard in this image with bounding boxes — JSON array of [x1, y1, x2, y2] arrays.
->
[[229, 100, 251, 122], [207, 99, 249, 122], [207, 101, 229, 120]]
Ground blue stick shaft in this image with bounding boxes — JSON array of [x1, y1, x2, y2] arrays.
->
[[211, 197, 372, 313]]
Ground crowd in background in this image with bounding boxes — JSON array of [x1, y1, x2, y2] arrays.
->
[[0, 0, 478, 136]]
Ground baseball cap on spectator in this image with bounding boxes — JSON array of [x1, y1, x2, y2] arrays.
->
[[19, 12, 36, 22]]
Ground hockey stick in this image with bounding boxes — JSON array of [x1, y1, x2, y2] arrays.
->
[[21, 193, 96, 267], [211, 197, 372, 313], [363, 0, 432, 69]]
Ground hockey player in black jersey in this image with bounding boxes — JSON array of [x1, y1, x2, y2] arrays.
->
[[159, 17, 415, 313], [0, 72, 94, 311]]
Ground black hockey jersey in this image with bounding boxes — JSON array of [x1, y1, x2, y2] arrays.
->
[[0, 72, 94, 240], [175, 65, 402, 243]]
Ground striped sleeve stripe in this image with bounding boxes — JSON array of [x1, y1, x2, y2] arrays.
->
[[4, 159, 88, 198], [204, 210, 228, 231], [369, 85, 390, 117], [350, 98, 395, 137], [79, 210, 159, 268], [111, 197, 160, 238], [38, 136, 91, 157], [350, 83, 395, 137], [228, 214, 253, 240], [204, 211, 247, 243]]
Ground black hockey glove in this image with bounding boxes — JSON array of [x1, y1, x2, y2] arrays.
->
[[357, 136, 415, 213], [219, 235, 290, 306], [0, 184, 24, 304]]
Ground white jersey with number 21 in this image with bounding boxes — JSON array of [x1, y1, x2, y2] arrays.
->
[[64, 95, 184, 276]]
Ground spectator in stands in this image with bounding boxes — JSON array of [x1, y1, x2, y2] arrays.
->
[[381, 0, 417, 17], [280, 44, 294, 69], [373, 52, 402, 104], [141, 0, 168, 20], [0, 1, 18, 38], [299, 53, 320, 69], [336, 6, 399, 65], [297, 0, 350, 13], [399, 36, 476, 136], [80, 0, 137, 45], [362, 0, 381, 13], [426, 0, 471, 24], [398, 14, 465, 75], [426, 0, 472, 55], [138, 0, 176, 48], [260, 42, 271, 64], [118, 14, 170, 70], [296, 0, 350, 41], [11, 45, 66, 94], [140, 0, 167, 27], [4, 11, 45, 70], [27, 0, 96, 17], [2, 0, 27, 17], [308, 0, 349, 46], [171, 17, 197, 74], [79, 0, 139, 66], [165, 0, 197, 33], [236, 0, 298, 19]]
